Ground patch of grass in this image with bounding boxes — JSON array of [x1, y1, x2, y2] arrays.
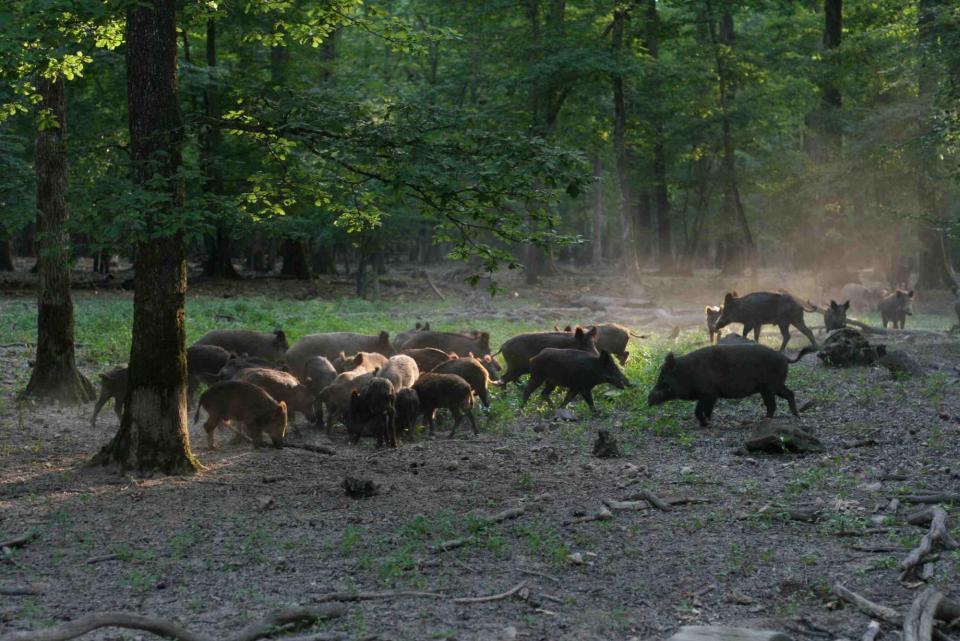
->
[[340, 524, 363, 555], [514, 522, 569, 565], [122, 568, 159, 594]]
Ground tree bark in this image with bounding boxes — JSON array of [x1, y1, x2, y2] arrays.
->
[[0, 235, 13, 271], [281, 238, 312, 279], [644, 0, 672, 271], [591, 152, 604, 265], [92, 0, 199, 475], [611, 7, 640, 275], [19, 75, 94, 404], [201, 19, 239, 280]]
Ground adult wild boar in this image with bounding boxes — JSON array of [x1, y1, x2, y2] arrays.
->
[[215, 353, 281, 381], [555, 323, 636, 365], [432, 356, 491, 407], [878, 289, 914, 329], [378, 354, 420, 389], [401, 330, 491, 357], [647, 343, 815, 427], [402, 348, 453, 373], [332, 351, 389, 374], [194, 380, 288, 449], [705, 306, 722, 344], [348, 377, 397, 447], [186, 344, 234, 403], [285, 331, 395, 379], [714, 291, 818, 351], [522, 349, 630, 412], [193, 329, 288, 362], [413, 373, 478, 438], [234, 368, 317, 423], [497, 326, 599, 385], [392, 322, 431, 351], [395, 388, 420, 441], [302, 356, 337, 395], [823, 300, 849, 331], [91, 366, 128, 428]]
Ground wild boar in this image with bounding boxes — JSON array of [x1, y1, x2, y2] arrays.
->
[[878, 289, 914, 329], [186, 344, 234, 403], [497, 326, 599, 385], [522, 349, 630, 412], [717, 333, 752, 346], [91, 366, 128, 428], [216, 353, 280, 381], [413, 373, 478, 438], [823, 300, 850, 331], [647, 343, 815, 427], [392, 322, 431, 350], [473, 353, 502, 381], [234, 368, 317, 423], [317, 370, 374, 433], [705, 306, 722, 344], [332, 351, 389, 374], [841, 283, 884, 312], [431, 356, 491, 407], [402, 347, 453, 373], [714, 291, 818, 351], [194, 380, 288, 449], [555, 323, 635, 365], [401, 330, 491, 357], [378, 355, 420, 389], [347, 377, 397, 447], [193, 329, 288, 362], [285, 331, 395, 379], [395, 388, 420, 441], [302, 356, 337, 395]]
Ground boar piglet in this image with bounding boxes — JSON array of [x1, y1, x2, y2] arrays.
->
[[413, 373, 478, 438], [395, 388, 420, 441], [285, 331, 395, 379], [333, 351, 389, 374], [234, 368, 317, 423], [647, 343, 815, 427], [402, 348, 454, 373], [715, 291, 818, 351], [91, 366, 128, 428], [348, 377, 398, 447], [402, 330, 492, 358], [317, 370, 374, 434], [522, 349, 630, 412], [556, 323, 634, 365], [705, 306, 722, 344], [193, 329, 288, 362], [824, 300, 850, 331], [432, 356, 491, 407], [194, 380, 287, 449], [186, 344, 234, 403], [392, 322, 431, 351], [497, 326, 599, 385], [878, 289, 914, 329], [378, 355, 420, 389]]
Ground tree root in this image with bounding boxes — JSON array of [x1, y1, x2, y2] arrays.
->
[[0, 604, 346, 641], [862, 620, 881, 641], [833, 583, 902, 624], [312, 589, 445, 604], [452, 581, 527, 605], [904, 588, 944, 641], [283, 442, 335, 455], [432, 507, 525, 552], [900, 506, 958, 583]]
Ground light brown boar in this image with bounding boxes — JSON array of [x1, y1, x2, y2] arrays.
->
[[194, 380, 288, 449]]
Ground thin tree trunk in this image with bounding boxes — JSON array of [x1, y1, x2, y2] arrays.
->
[[0, 235, 13, 271], [281, 239, 312, 279], [591, 152, 604, 265], [643, 0, 672, 272], [611, 8, 639, 274], [19, 75, 94, 404], [92, 0, 199, 475]]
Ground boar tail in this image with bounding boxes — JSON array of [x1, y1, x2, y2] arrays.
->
[[628, 330, 647, 339], [786, 346, 817, 364], [192, 402, 201, 425]]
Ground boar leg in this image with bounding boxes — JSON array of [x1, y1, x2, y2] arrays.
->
[[777, 386, 800, 417], [539, 381, 557, 403], [694, 397, 716, 427], [760, 387, 777, 418], [203, 416, 221, 450], [580, 389, 597, 413], [465, 408, 479, 436], [90, 388, 113, 428], [521, 373, 545, 408], [794, 320, 818, 349], [448, 407, 463, 438], [777, 323, 791, 352], [617, 352, 629, 366]]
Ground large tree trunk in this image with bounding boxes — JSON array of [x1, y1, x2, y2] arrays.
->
[[280, 239, 312, 279], [19, 76, 94, 404], [201, 19, 240, 280], [92, 0, 199, 475], [0, 235, 13, 271], [642, 0, 672, 272], [611, 8, 640, 275]]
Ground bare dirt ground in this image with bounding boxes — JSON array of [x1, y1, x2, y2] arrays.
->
[[2, 272, 960, 641]]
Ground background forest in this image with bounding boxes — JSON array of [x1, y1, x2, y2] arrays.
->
[[2, 0, 960, 291]]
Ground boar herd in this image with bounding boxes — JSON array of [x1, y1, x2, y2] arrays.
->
[[86, 285, 931, 450]]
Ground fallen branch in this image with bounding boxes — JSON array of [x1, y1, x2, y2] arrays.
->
[[899, 506, 958, 582], [603, 499, 649, 511], [452, 581, 527, 605], [518, 568, 560, 584], [0, 531, 37, 550], [832, 528, 893, 537], [431, 507, 525, 552], [638, 490, 672, 512], [312, 589, 444, 604], [422, 271, 445, 301], [833, 583, 901, 624], [862, 621, 881, 641], [0, 584, 43, 596], [903, 588, 943, 641], [282, 443, 335, 455], [86, 553, 118, 564], [565, 506, 614, 525], [0, 605, 346, 641], [431, 537, 473, 552], [901, 494, 960, 505]]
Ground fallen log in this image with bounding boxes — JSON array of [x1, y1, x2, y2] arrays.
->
[[903, 588, 943, 641], [862, 621, 881, 641], [833, 583, 901, 624], [899, 506, 958, 582], [452, 581, 527, 605]]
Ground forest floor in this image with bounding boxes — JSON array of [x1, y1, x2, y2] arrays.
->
[[1, 268, 960, 641]]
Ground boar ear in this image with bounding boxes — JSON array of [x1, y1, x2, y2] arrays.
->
[[274, 329, 286, 343], [479, 332, 490, 348], [564, 325, 572, 332], [353, 353, 364, 364], [908, 290, 915, 298], [587, 326, 599, 339], [415, 322, 422, 330], [554, 325, 561, 332], [277, 400, 288, 415], [599, 350, 613, 364], [724, 292, 734, 304], [351, 389, 359, 398], [829, 300, 837, 309], [575, 327, 584, 338], [663, 353, 676, 371], [379, 331, 390, 344], [843, 300, 850, 310], [423, 322, 430, 330]]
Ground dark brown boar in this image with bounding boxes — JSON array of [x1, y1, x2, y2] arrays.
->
[[431, 357, 491, 407], [91, 366, 127, 428], [347, 377, 397, 447], [317, 370, 374, 434], [234, 367, 317, 423], [522, 349, 630, 412], [714, 291, 818, 351], [474, 353, 502, 381], [823, 299, 850, 331], [878, 289, 914, 328], [332, 351, 389, 374], [285, 331, 395, 379], [193, 329, 288, 362], [395, 388, 420, 441], [378, 355, 420, 389], [555, 323, 634, 365], [303, 355, 337, 393], [402, 348, 453, 373], [401, 330, 491, 357], [186, 344, 234, 403], [497, 326, 599, 385], [194, 380, 288, 449], [705, 306, 722, 344], [413, 373, 478, 438], [392, 322, 431, 350], [647, 343, 815, 427]]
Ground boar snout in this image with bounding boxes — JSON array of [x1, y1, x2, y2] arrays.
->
[[647, 389, 667, 406]]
